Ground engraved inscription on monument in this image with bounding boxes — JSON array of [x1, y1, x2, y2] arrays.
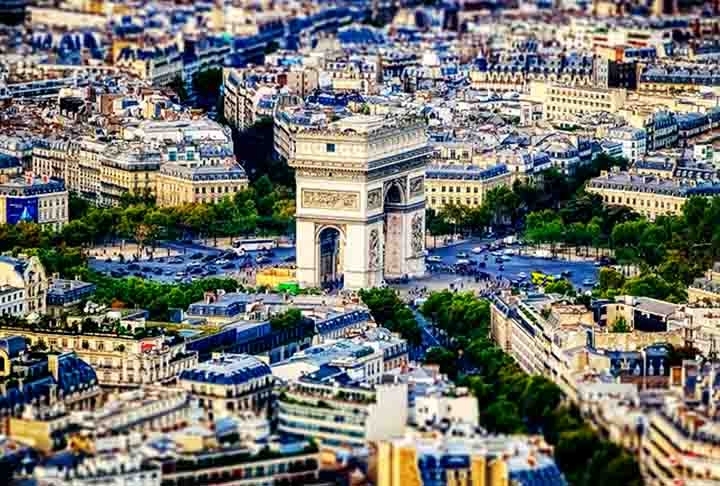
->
[[301, 189, 360, 210], [367, 188, 382, 211]]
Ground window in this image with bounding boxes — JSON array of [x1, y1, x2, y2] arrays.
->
[[326, 143, 336, 153]]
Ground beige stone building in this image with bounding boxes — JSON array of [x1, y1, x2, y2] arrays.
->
[[469, 66, 593, 94], [0, 255, 48, 316], [425, 164, 512, 211], [529, 81, 627, 120], [155, 162, 248, 207], [585, 170, 720, 220], [0, 324, 198, 386], [98, 143, 161, 206]]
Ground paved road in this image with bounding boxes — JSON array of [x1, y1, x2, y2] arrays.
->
[[426, 240, 599, 288], [89, 237, 598, 290], [89, 241, 296, 284]]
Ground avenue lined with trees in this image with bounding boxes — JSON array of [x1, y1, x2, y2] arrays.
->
[[359, 288, 643, 486]]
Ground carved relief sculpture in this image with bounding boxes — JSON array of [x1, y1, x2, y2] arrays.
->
[[409, 176, 424, 198], [302, 189, 360, 210], [411, 213, 424, 257], [368, 228, 380, 270], [367, 188, 382, 211]]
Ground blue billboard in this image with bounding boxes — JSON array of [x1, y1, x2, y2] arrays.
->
[[6, 197, 39, 224]]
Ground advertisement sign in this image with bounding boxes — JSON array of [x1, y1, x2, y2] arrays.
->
[[6, 197, 38, 224]]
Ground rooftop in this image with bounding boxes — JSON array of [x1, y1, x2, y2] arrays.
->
[[179, 353, 271, 386]]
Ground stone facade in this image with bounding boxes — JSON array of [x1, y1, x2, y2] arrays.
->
[[289, 114, 429, 289]]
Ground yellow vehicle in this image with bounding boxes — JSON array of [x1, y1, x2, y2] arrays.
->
[[531, 271, 556, 285]]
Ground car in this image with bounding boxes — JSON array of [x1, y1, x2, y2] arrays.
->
[[104, 257, 112, 263], [222, 262, 235, 270], [169, 257, 184, 264], [583, 278, 596, 286], [133, 272, 144, 278], [141, 266, 152, 272], [283, 256, 296, 263], [190, 252, 204, 260], [457, 259, 470, 265], [127, 263, 140, 270], [110, 270, 124, 278], [471, 247, 483, 254], [256, 256, 271, 264], [206, 265, 218, 273], [189, 267, 204, 275], [202, 254, 216, 263], [214, 259, 229, 265], [153, 267, 163, 275], [456, 252, 469, 258], [427, 256, 442, 263]]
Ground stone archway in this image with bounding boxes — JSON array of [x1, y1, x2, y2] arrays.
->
[[316, 225, 345, 287], [383, 182, 405, 278]]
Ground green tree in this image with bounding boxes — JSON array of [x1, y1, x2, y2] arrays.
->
[[611, 316, 630, 333], [359, 288, 421, 346], [424, 347, 458, 379], [544, 279, 576, 296], [598, 267, 626, 293]]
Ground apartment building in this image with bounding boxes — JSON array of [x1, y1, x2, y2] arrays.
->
[[606, 126, 647, 163], [115, 44, 184, 86], [488, 291, 681, 401], [425, 164, 511, 211], [586, 169, 720, 220], [179, 353, 274, 421], [32, 139, 77, 181], [0, 336, 100, 426], [530, 81, 627, 120], [155, 161, 248, 207], [0, 255, 48, 316], [0, 175, 68, 230], [324, 54, 382, 94], [469, 53, 594, 94], [99, 142, 161, 206], [223, 65, 319, 132], [33, 137, 105, 202], [0, 322, 198, 386], [156, 441, 321, 486], [277, 380, 408, 451], [376, 428, 566, 486], [641, 362, 720, 486]]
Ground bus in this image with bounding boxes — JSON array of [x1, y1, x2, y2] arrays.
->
[[232, 238, 277, 252]]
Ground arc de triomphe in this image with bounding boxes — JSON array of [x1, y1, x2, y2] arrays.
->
[[288, 114, 429, 290]]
